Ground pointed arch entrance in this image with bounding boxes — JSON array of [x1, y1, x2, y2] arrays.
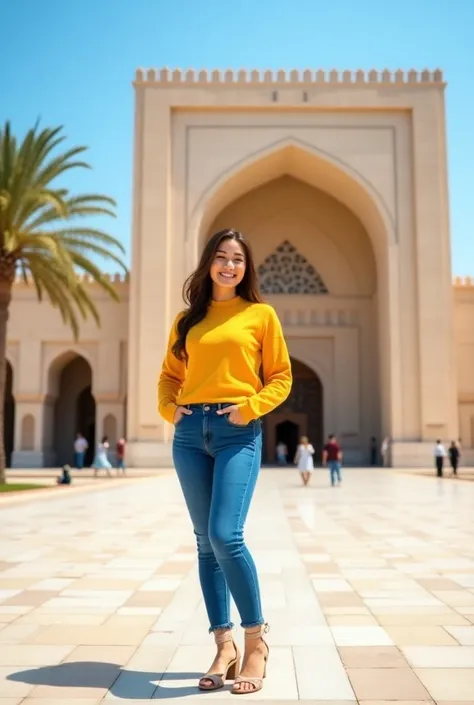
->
[[46, 353, 96, 466], [190, 141, 400, 446], [262, 357, 323, 464]]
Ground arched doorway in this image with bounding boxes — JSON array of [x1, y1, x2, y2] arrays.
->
[[52, 355, 95, 466], [3, 361, 15, 467], [262, 357, 323, 464]]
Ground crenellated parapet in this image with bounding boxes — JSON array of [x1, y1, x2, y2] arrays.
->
[[453, 276, 474, 287], [134, 67, 445, 87], [13, 272, 129, 286]]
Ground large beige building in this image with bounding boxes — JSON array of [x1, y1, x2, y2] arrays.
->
[[6, 68, 474, 468]]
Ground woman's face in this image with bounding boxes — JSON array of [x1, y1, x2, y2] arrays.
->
[[210, 238, 246, 290]]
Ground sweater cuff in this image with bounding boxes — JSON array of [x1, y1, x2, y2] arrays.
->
[[237, 399, 258, 424], [161, 402, 177, 425]]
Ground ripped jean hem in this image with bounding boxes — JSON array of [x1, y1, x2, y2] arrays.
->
[[241, 619, 265, 629], [208, 622, 234, 634]]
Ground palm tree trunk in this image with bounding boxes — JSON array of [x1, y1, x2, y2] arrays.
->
[[0, 279, 12, 484]]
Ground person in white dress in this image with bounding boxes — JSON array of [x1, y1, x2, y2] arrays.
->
[[294, 436, 315, 486], [92, 435, 112, 477]]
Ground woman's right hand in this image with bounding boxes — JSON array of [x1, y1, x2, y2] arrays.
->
[[173, 405, 193, 425]]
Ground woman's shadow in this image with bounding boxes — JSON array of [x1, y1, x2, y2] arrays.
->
[[7, 661, 215, 699]]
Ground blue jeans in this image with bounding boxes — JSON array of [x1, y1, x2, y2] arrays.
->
[[329, 460, 341, 485], [74, 451, 85, 469], [172, 403, 264, 632]]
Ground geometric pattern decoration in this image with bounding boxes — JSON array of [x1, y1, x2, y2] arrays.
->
[[257, 240, 329, 294]]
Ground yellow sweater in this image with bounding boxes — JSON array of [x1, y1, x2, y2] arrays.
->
[[158, 297, 292, 425]]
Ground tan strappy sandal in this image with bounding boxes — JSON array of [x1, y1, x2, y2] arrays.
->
[[231, 623, 269, 695], [198, 629, 241, 691]]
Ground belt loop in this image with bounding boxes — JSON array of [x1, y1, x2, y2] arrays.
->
[[218, 403, 222, 411]]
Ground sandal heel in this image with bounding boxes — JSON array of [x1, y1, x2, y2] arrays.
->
[[227, 656, 241, 680]]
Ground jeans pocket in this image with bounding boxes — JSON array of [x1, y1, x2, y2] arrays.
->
[[224, 414, 252, 428]]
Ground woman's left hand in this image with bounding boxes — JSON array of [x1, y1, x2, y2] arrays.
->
[[217, 404, 246, 426]]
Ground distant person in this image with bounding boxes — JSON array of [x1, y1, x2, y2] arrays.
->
[[369, 436, 377, 466], [381, 437, 390, 467], [276, 441, 288, 466], [116, 437, 127, 474], [322, 434, 343, 486], [294, 436, 315, 486], [57, 464, 72, 485], [433, 439, 446, 477], [73, 432, 88, 470], [92, 436, 112, 477], [448, 441, 460, 477]]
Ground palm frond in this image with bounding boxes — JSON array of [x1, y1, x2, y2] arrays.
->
[[0, 119, 128, 338]]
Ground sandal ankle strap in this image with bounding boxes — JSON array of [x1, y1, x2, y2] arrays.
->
[[244, 623, 269, 639], [214, 629, 234, 644]]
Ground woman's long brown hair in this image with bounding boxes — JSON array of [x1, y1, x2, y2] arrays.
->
[[172, 229, 262, 361]]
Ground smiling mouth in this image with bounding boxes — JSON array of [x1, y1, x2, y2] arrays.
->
[[219, 272, 236, 278]]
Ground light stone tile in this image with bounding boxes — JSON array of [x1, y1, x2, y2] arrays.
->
[[376, 613, 470, 626], [432, 591, 474, 606], [0, 591, 22, 601], [0, 613, 22, 623], [14, 613, 106, 626], [293, 645, 355, 700], [139, 578, 182, 591], [415, 669, 474, 700], [28, 578, 75, 591], [331, 626, 393, 646], [312, 578, 354, 593], [445, 626, 474, 644], [385, 626, 458, 646], [0, 623, 41, 643], [402, 646, 474, 668], [0, 645, 75, 666], [117, 607, 163, 616]]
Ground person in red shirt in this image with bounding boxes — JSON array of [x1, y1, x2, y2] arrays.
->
[[116, 438, 126, 475], [322, 434, 343, 486]]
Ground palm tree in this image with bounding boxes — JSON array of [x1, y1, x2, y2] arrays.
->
[[0, 121, 128, 482]]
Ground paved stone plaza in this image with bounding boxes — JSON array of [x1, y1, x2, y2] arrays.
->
[[1, 468, 474, 703]]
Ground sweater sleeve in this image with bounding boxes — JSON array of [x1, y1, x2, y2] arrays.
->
[[157, 314, 186, 424], [237, 306, 292, 423]]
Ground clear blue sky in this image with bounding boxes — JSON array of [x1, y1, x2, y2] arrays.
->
[[1, 0, 473, 274]]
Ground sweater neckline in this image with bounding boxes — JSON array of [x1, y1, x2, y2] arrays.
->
[[210, 296, 242, 309]]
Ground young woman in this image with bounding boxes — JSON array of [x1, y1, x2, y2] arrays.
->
[[294, 435, 315, 486], [158, 229, 292, 694]]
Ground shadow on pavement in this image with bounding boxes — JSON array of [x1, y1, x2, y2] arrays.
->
[[8, 661, 216, 698]]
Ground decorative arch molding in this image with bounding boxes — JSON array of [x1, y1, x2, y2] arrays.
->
[[189, 137, 396, 264], [258, 240, 328, 295], [43, 346, 97, 398]]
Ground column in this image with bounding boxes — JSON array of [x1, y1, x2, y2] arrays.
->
[[127, 87, 173, 466], [412, 92, 458, 441]]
